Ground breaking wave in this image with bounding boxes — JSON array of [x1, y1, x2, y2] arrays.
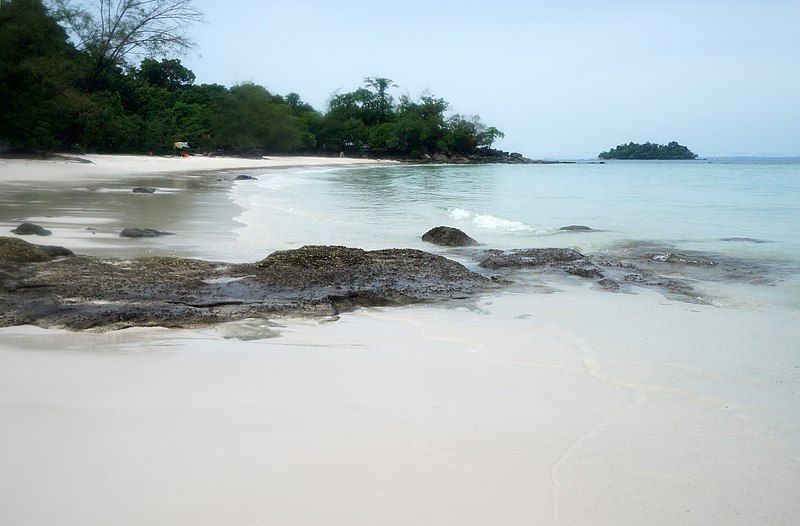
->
[[447, 208, 555, 234]]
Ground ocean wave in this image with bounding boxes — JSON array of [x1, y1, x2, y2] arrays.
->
[[447, 208, 553, 234]]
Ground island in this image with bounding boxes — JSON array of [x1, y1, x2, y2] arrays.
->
[[598, 141, 698, 160]]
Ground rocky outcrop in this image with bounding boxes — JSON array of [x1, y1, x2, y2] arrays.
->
[[412, 148, 569, 165], [0, 237, 56, 264], [422, 226, 479, 246], [11, 222, 52, 236], [0, 240, 493, 330]]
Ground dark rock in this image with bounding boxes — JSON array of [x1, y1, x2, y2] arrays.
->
[[11, 222, 52, 236], [33, 245, 74, 258], [422, 226, 479, 247], [120, 228, 175, 238], [559, 225, 595, 232], [595, 278, 620, 291], [479, 248, 585, 270], [563, 263, 604, 278], [132, 186, 157, 193], [0, 244, 494, 331], [0, 237, 52, 265], [721, 237, 774, 244], [234, 175, 257, 181]]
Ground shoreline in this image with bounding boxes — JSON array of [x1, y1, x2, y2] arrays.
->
[[0, 153, 395, 183], [0, 154, 394, 259], [1, 154, 799, 525]]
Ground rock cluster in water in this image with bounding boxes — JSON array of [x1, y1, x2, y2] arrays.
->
[[2, 222, 755, 331], [0, 238, 492, 330]]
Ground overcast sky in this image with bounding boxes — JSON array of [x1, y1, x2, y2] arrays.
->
[[184, 0, 799, 159]]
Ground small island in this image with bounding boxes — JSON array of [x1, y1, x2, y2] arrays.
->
[[599, 141, 698, 160]]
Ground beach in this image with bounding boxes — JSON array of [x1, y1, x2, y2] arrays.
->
[[1, 155, 799, 525]]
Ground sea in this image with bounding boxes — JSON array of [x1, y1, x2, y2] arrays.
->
[[213, 158, 800, 312]]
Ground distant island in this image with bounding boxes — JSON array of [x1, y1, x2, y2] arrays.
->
[[599, 141, 698, 160]]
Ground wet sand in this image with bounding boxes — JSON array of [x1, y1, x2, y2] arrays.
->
[[1, 155, 799, 525]]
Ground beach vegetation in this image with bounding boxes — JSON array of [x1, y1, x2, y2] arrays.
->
[[599, 141, 697, 160], [48, 0, 204, 91], [1, 0, 504, 157]]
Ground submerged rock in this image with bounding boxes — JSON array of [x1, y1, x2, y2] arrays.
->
[[559, 225, 595, 232], [721, 237, 774, 244], [11, 222, 52, 236], [120, 228, 175, 238], [478, 248, 585, 269], [422, 226, 479, 246]]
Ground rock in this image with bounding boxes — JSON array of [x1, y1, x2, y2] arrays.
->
[[422, 226, 479, 247], [234, 175, 257, 181], [0, 237, 52, 265], [563, 263, 604, 278], [132, 187, 157, 193], [559, 225, 595, 232], [595, 278, 620, 291], [0, 245, 494, 331], [33, 244, 74, 257], [478, 248, 585, 269], [11, 222, 52, 236], [120, 228, 175, 238], [721, 237, 773, 244], [648, 252, 715, 266]]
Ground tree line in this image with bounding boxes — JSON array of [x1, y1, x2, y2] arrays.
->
[[599, 141, 697, 160], [0, 0, 503, 157]]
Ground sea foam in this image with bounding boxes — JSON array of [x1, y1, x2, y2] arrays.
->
[[448, 207, 552, 234]]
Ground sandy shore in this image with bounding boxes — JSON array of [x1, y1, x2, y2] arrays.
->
[[1, 155, 799, 525], [0, 154, 392, 259], [0, 153, 392, 182]]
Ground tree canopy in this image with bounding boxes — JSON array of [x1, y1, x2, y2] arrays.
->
[[1, 1, 504, 157], [599, 141, 697, 160]]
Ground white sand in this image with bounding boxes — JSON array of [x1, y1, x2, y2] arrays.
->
[[1, 156, 799, 525], [0, 153, 392, 182]]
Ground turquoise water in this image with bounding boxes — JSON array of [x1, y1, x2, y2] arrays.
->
[[229, 159, 800, 309]]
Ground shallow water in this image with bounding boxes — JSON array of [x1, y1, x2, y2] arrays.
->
[[225, 159, 800, 310]]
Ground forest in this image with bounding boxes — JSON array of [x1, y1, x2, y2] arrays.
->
[[599, 141, 698, 160], [0, 0, 504, 157]]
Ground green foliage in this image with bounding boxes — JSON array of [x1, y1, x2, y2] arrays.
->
[[1, 3, 503, 156], [599, 141, 697, 160], [212, 83, 303, 152], [0, 0, 81, 149], [137, 58, 195, 91], [49, 0, 204, 91]]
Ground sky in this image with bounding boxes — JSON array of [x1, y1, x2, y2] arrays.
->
[[183, 0, 800, 159]]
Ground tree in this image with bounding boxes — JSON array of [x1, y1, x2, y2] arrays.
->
[[212, 83, 304, 152], [137, 57, 194, 91], [388, 94, 449, 156], [598, 141, 697, 160], [48, 0, 203, 90], [443, 114, 504, 153], [0, 0, 81, 149], [363, 76, 396, 124]]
